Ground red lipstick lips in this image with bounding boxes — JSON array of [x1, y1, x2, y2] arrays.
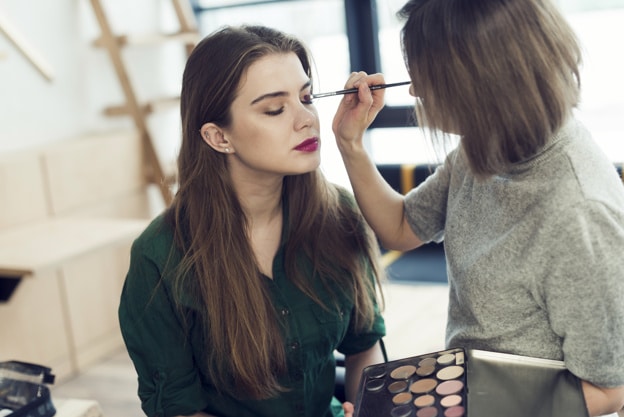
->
[[294, 137, 319, 152]]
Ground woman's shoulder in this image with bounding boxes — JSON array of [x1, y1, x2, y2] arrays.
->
[[131, 212, 177, 261], [334, 184, 355, 203]]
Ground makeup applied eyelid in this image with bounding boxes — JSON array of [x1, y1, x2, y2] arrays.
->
[[250, 80, 312, 105]]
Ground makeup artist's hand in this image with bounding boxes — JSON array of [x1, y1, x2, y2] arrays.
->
[[332, 71, 386, 151], [342, 401, 354, 417]]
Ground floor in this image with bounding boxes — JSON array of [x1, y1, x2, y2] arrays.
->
[[50, 282, 449, 417]]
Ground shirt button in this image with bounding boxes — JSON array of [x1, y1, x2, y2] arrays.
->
[[290, 341, 300, 350], [280, 308, 290, 316]]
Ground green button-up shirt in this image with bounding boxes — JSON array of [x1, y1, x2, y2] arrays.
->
[[119, 214, 385, 417]]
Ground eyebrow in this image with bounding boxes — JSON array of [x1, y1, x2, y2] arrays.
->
[[250, 80, 312, 105]]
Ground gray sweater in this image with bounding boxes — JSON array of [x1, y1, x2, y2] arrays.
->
[[404, 118, 624, 387]]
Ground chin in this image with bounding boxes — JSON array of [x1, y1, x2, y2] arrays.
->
[[286, 160, 321, 176]]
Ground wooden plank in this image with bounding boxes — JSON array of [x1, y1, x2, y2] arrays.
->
[[60, 245, 130, 371], [103, 95, 180, 117], [171, 0, 198, 55], [0, 150, 50, 228], [92, 30, 199, 47], [0, 269, 75, 380], [0, 217, 147, 277], [53, 399, 104, 417], [41, 130, 145, 215], [0, 9, 54, 81]]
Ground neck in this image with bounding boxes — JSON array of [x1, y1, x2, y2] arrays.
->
[[233, 176, 283, 224]]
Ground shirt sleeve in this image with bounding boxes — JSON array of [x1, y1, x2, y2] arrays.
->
[[404, 147, 461, 243], [118, 237, 209, 417], [541, 200, 624, 387]]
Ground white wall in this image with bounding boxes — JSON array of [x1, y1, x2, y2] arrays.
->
[[0, 0, 185, 157]]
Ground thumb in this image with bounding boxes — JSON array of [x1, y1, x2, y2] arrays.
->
[[342, 401, 355, 417]]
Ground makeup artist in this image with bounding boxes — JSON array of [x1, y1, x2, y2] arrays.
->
[[331, 0, 624, 416], [118, 25, 385, 417]]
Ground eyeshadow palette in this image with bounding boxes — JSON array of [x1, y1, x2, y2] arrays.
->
[[354, 348, 589, 417], [354, 347, 467, 417]]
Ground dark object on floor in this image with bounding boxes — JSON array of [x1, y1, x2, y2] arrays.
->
[[385, 242, 447, 284]]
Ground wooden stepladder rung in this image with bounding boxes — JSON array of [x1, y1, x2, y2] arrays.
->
[[89, 0, 199, 206], [103, 96, 181, 117], [92, 31, 199, 48]]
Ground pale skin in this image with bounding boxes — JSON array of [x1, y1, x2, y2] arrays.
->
[[176, 55, 383, 417], [331, 71, 624, 417]]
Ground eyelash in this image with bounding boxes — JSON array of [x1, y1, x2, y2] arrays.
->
[[264, 95, 314, 116], [265, 109, 284, 116]]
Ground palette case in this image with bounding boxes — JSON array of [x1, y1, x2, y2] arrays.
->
[[353, 347, 588, 417]]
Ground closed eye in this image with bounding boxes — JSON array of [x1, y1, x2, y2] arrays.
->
[[301, 93, 314, 105], [265, 107, 284, 116]]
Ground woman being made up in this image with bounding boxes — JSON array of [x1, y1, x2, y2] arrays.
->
[[119, 25, 385, 417], [332, 0, 624, 416]]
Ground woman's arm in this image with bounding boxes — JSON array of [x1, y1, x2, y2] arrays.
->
[[344, 341, 385, 403], [332, 72, 422, 251], [581, 380, 624, 416]]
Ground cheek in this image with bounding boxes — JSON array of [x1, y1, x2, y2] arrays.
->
[[310, 108, 321, 129], [224, 120, 261, 147]]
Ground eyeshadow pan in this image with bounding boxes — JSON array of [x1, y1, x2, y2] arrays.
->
[[443, 405, 465, 417], [391, 365, 417, 380], [365, 378, 385, 392], [368, 366, 387, 379], [418, 357, 437, 368], [437, 353, 455, 365], [416, 365, 436, 377], [393, 392, 414, 405], [391, 405, 414, 417], [410, 378, 438, 394], [435, 380, 463, 396], [440, 394, 462, 408], [388, 380, 409, 394], [413, 394, 436, 408], [416, 406, 438, 417], [436, 365, 464, 381]]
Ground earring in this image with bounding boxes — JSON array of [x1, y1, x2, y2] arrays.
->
[[224, 148, 230, 153]]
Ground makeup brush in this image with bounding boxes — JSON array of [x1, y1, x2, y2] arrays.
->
[[312, 80, 411, 99]]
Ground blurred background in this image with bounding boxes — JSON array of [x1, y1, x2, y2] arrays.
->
[[1, 0, 622, 186]]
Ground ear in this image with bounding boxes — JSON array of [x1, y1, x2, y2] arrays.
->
[[200, 123, 234, 154]]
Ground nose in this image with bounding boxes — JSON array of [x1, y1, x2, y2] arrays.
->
[[295, 102, 317, 130]]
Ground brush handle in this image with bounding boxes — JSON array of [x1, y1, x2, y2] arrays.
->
[[312, 81, 411, 99]]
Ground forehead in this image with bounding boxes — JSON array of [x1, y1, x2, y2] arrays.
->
[[237, 53, 309, 96]]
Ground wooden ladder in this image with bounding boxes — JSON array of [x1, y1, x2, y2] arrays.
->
[[89, 0, 199, 205]]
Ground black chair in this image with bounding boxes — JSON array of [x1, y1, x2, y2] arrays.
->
[[334, 351, 347, 403]]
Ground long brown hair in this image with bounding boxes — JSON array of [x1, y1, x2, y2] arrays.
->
[[398, 0, 582, 177], [168, 25, 384, 400]]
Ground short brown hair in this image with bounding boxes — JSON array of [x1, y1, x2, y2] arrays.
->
[[399, 0, 581, 177]]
